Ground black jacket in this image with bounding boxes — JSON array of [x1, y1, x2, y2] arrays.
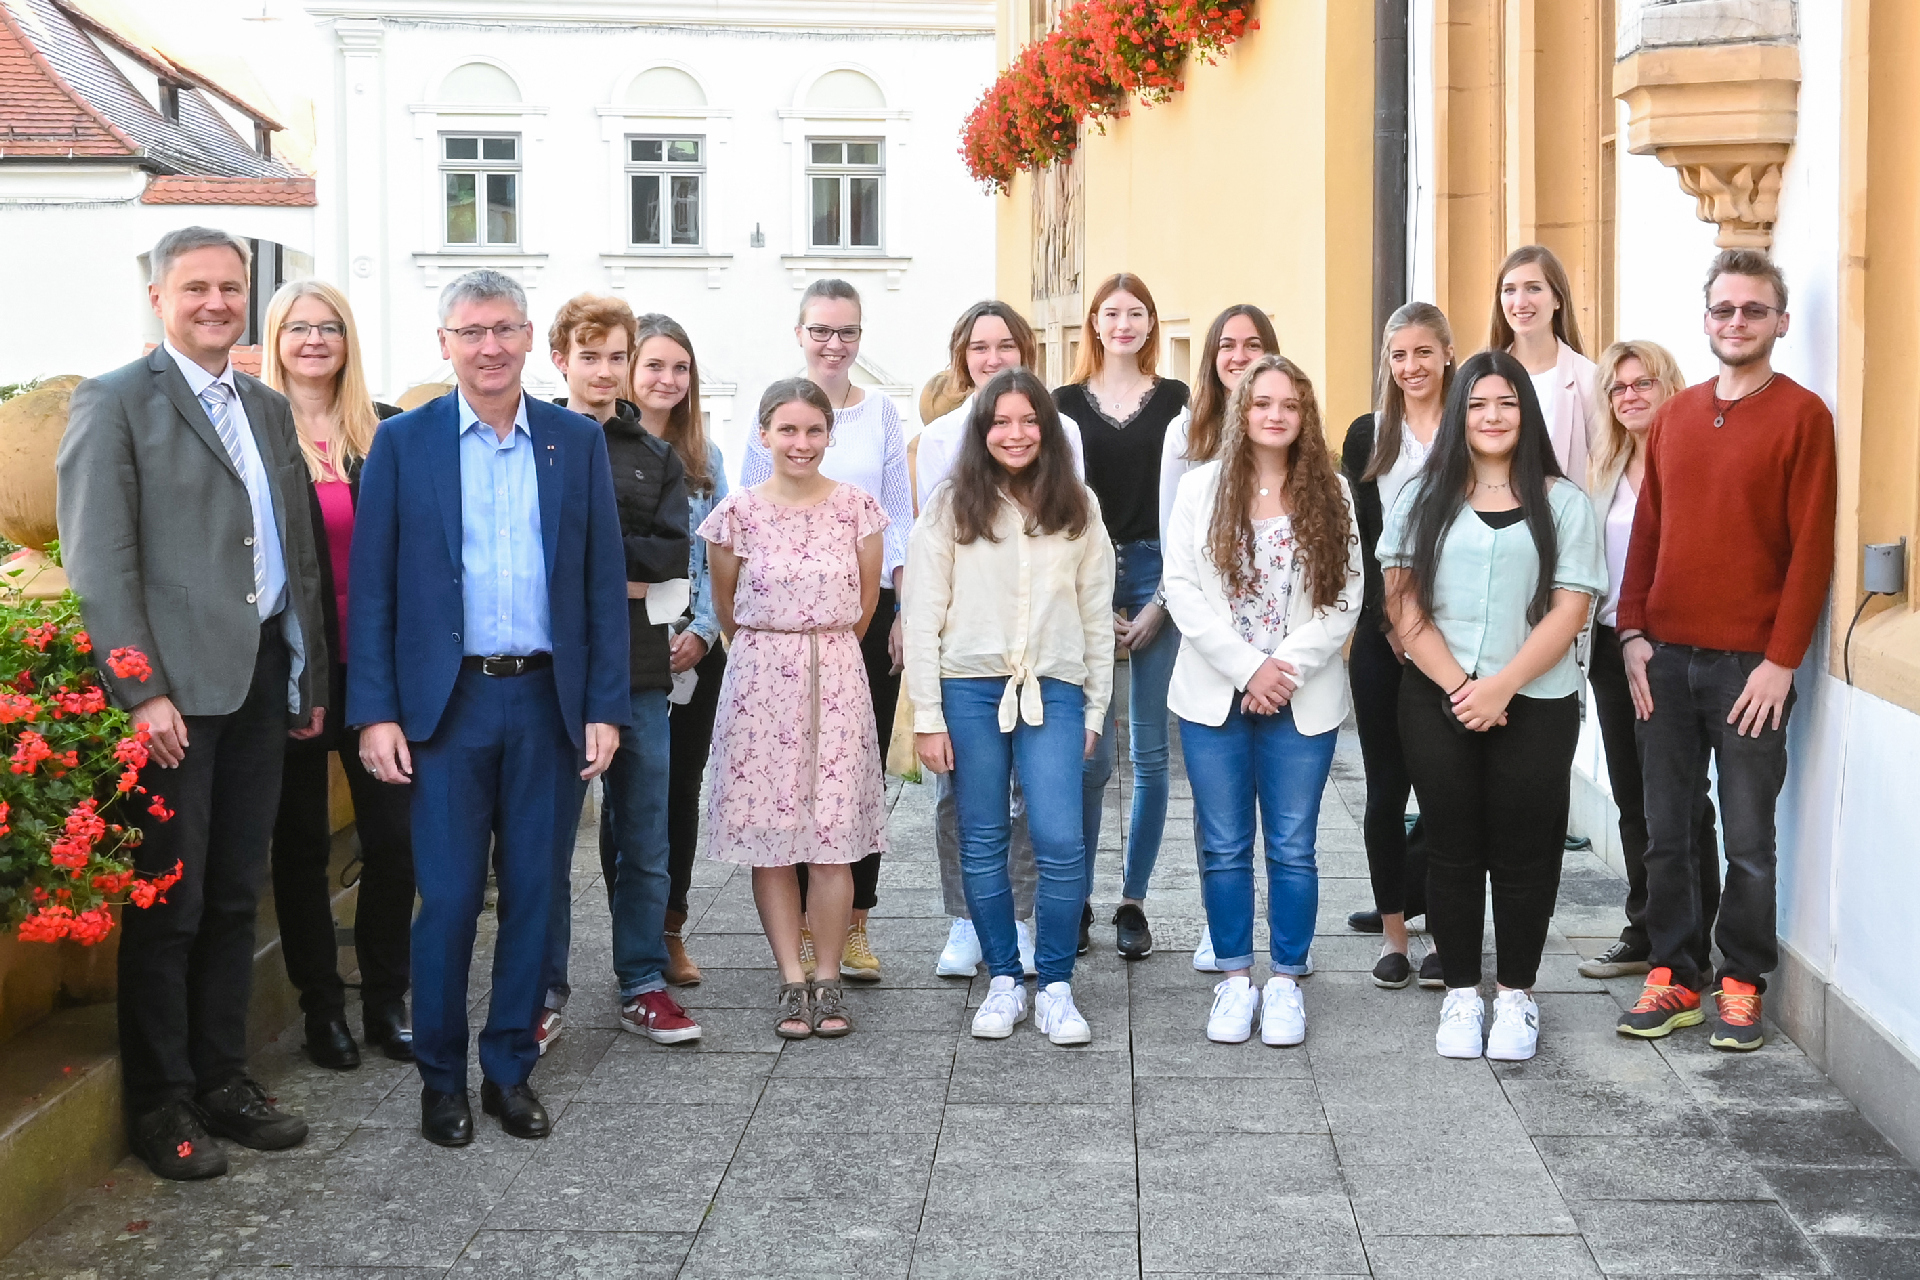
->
[[308, 403, 402, 705], [557, 397, 689, 691], [1341, 413, 1388, 628]]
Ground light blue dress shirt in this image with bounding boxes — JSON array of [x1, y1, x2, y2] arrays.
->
[[685, 441, 729, 648], [1378, 476, 1607, 699], [457, 391, 551, 656], [163, 341, 287, 620]]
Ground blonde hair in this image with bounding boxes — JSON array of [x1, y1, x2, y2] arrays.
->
[[262, 279, 379, 482], [1588, 339, 1687, 492]]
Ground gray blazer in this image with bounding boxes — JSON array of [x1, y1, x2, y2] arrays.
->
[[55, 346, 329, 720]]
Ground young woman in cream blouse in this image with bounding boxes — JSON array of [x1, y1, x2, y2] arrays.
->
[[905, 367, 1116, 1047], [1162, 355, 1363, 1047]]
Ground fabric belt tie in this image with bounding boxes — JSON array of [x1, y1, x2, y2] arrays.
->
[[997, 664, 1046, 733]]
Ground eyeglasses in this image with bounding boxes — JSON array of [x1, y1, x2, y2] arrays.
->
[[1706, 302, 1783, 324], [283, 321, 346, 341], [1607, 377, 1659, 400], [442, 322, 532, 345], [802, 324, 862, 343]]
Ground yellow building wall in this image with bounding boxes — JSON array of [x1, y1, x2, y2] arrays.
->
[[993, 0, 1377, 434]]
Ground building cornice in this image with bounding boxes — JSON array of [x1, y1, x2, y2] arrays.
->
[[304, 0, 994, 35]]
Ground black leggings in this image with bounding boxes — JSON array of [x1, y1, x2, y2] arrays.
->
[[1399, 666, 1577, 990], [661, 637, 728, 915], [1348, 623, 1429, 919], [799, 586, 899, 913]]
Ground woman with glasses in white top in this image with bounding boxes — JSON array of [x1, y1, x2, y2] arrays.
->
[[742, 278, 914, 983]]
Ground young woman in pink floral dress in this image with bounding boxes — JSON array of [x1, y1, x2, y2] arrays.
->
[[699, 378, 889, 1039]]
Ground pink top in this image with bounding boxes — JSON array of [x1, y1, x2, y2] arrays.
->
[[313, 443, 354, 663]]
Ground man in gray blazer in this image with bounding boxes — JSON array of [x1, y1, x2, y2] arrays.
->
[[57, 227, 329, 1181]]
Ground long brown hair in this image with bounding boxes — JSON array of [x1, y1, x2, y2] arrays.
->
[[1186, 304, 1279, 465], [1207, 355, 1353, 610], [1587, 339, 1685, 492], [1488, 244, 1585, 356], [944, 300, 1038, 394], [633, 313, 712, 493], [1068, 272, 1159, 383], [262, 279, 379, 482], [943, 367, 1091, 546], [1364, 301, 1456, 481]]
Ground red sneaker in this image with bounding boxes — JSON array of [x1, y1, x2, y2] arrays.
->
[[533, 1007, 563, 1056], [621, 990, 703, 1044], [1615, 967, 1704, 1038]]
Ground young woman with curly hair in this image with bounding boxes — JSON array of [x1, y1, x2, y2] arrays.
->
[[1161, 355, 1362, 1047]]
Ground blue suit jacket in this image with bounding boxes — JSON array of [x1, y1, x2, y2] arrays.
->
[[346, 390, 631, 746]]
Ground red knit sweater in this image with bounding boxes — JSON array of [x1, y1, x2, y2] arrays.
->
[[1617, 374, 1837, 668]]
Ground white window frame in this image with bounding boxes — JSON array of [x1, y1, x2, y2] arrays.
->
[[777, 65, 913, 288], [804, 136, 884, 252], [626, 134, 706, 250], [439, 132, 521, 248]]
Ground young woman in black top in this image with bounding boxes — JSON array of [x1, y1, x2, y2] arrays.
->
[[1340, 301, 1454, 990], [1053, 272, 1190, 960]]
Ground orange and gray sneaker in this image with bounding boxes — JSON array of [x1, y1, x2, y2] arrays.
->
[[1709, 978, 1766, 1051], [1616, 967, 1704, 1038]]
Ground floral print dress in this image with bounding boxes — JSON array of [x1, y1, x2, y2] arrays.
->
[[697, 483, 890, 866], [1230, 514, 1298, 651]]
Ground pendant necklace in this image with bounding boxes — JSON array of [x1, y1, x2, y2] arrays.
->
[[1712, 373, 1777, 429]]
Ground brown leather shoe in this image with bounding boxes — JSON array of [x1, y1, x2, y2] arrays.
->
[[664, 909, 703, 986]]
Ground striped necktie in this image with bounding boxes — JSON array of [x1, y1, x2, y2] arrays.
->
[[199, 382, 267, 603]]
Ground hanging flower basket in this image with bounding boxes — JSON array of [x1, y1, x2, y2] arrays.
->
[[960, 0, 1259, 192], [1, 553, 177, 945]]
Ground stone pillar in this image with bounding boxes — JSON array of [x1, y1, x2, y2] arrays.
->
[[334, 18, 388, 393], [1613, 0, 1800, 249]]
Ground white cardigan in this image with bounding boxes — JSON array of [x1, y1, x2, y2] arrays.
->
[[1162, 461, 1364, 736]]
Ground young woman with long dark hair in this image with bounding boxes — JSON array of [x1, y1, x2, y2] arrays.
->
[[1054, 273, 1190, 960], [1163, 356, 1361, 1045], [907, 367, 1114, 1045], [1379, 350, 1606, 1062], [1489, 245, 1597, 481], [1340, 301, 1454, 991]]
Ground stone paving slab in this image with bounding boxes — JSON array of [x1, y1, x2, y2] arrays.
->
[[4, 728, 1917, 1279]]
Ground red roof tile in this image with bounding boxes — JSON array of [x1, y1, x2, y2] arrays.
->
[[141, 174, 315, 206], [0, 1, 137, 157]]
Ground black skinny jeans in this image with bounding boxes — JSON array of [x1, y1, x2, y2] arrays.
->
[[657, 636, 728, 915], [1588, 625, 1720, 968], [271, 665, 416, 1020], [1399, 666, 1578, 991], [1638, 643, 1792, 993], [798, 585, 899, 913], [1348, 622, 1429, 919]]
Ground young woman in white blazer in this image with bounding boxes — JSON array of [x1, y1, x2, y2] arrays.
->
[[1162, 355, 1363, 1047], [1490, 245, 1596, 484]]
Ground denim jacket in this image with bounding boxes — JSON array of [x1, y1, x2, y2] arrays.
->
[[686, 441, 729, 647]]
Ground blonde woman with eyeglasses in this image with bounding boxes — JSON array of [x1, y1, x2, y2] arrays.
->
[[259, 280, 417, 1069], [1576, 340, 1720, 985]]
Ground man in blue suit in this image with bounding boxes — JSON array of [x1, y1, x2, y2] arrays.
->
[[348, 269, 629, 1146]]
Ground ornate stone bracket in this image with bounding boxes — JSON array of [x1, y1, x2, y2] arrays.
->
[[1614, 40, 1800, 249]]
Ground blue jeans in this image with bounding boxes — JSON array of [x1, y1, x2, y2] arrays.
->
[[1178, 703, 1337, 973], [1082, 539, 1177, 900], [945, 677, 1089, 987], [545, 688, 672, 1004]]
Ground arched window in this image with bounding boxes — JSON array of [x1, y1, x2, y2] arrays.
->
[[804, 69, 884, 111], [438, 61, 520, 103], [626, 66, 705, 108]]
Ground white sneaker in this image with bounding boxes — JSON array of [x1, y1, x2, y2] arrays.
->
[[936, 917, 982, 978], [1436, 987, 1486, 1058], [970, 974, 1028, 1039], [1034, 981, 1091, 1045], [1485, 988, 1539, 1061], [1192, 927, 1222, 973], [1206, 976, 1259, 1043], [1261, 975, 1306, 1046], [1016, 917, 1037, 978]]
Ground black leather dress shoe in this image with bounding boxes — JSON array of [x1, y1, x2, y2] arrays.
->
[[480, 1080, 551, 1139], [420, 1087, 474, 1147], [1347, 909, 1384, 934], [305, 1016, 361, 1070], [364, 1007, 415, 1063], [130, 1101, 228, 1180], [195, 1078, 308, 1151]]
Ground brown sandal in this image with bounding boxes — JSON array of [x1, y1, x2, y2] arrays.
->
[[810, 982, 853, 1038], [774, 982, 812, 1040]]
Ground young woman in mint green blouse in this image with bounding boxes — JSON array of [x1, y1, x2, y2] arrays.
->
[[1379, 349, 1606, 1064]]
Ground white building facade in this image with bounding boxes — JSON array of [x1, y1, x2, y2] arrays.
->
[[308, 0, 998, 475]]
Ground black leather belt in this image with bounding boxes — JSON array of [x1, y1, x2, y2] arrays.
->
[[461, 652, 553, 677]]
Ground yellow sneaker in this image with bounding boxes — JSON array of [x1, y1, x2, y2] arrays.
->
[[798, 928, 817, 980], [842, 922, 882, 983]]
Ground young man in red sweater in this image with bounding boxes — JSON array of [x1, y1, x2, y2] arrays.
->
[[1612, 249, 1836, 1051]]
